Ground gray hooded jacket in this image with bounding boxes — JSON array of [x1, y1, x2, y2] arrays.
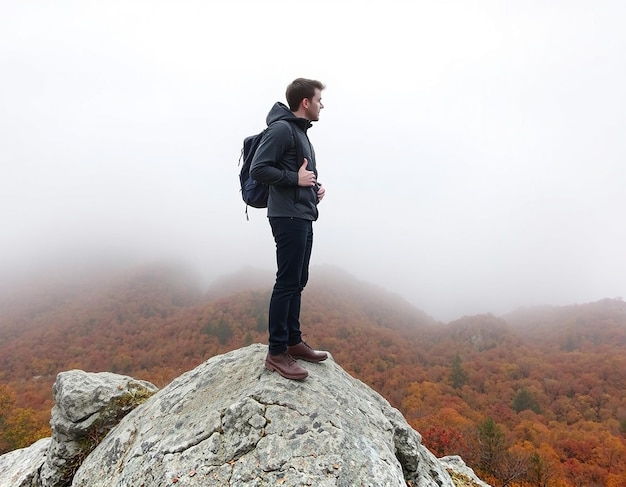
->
[[249, 102, 319, 221]]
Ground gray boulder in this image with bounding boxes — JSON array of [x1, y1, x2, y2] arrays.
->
[[40, 370, 158, 487], [0, 437, 50, 487], [71, 344, 469, 486]]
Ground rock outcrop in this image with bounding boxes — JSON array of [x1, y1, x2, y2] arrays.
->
[[73, 344, 478, 486], [40, 370, 158, 487], [0, 370, 158, 487], [0, 345, 490, 486]]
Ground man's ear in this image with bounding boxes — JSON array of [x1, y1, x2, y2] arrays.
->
[[301, 97, 310, 109]]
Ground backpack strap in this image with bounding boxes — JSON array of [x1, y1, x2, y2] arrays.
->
[[283, 122, 306, 204], [273, 120, 303, 170], [288, 122, 304, 170]]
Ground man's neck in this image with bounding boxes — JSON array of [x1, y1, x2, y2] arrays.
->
[[292, 108, 310, 121]]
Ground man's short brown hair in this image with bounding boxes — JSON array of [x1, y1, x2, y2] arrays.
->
[[286, 78, 326, 111]]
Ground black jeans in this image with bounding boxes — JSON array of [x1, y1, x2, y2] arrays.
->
[[268, 217, 313, 355]]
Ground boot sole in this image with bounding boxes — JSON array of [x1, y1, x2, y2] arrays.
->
[[289, 354, 328, 363]]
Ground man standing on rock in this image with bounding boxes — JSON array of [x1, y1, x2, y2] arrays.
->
[[250, 78, 328, 380]]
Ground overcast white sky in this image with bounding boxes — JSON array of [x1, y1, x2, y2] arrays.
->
[[1, 0, 625, 321]]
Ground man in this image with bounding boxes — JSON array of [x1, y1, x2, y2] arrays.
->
[[250, 78, 328, 380]]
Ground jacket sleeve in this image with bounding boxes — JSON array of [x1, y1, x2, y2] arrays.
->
[[249, 122, 299, 186]]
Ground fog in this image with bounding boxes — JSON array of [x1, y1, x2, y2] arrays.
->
[[1, 1, 625, 322]]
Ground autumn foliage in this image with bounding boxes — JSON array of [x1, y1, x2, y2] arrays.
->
[[1, 264, 625, 486]]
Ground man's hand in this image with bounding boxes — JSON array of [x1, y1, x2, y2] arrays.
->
[[317, 182, 325, 202], [297, 158, 316, 187]]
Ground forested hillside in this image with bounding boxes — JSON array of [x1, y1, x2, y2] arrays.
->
[[1, 264, 625, 486]]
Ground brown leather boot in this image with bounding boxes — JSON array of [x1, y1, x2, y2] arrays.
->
[[265, 352, 308, 380], [288, 341, 328, 362]]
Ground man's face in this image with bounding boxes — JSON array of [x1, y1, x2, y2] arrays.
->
[[304, 89, 324, 121]]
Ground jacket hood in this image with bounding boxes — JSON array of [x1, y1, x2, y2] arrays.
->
[[266, 102, 312, 131]]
